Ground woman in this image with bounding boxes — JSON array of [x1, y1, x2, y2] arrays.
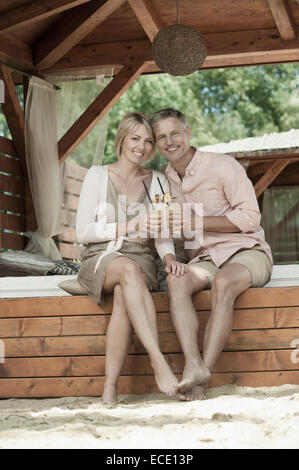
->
[[76, 112, 187, 403]]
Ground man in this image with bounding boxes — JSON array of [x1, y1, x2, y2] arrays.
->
[[151, 108, 273, 401]]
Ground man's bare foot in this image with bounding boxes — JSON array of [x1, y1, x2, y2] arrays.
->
[[178, 361, 211, 394], [179, 384, 208, 401], [102, 383, 117, 404], [152, 357, 178, 397]]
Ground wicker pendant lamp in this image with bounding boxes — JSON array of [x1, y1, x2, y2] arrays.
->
[[152, 0, 207, 76]]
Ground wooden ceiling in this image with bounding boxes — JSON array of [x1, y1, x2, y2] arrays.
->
[[0, 0, 298, 77]]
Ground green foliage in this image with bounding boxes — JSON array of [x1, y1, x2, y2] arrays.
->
[[0, 84, 27, 139], [1, 65, 298, 171], [56, 78, 110, 169], [102, 63, 299, 169], [0, 111, 10, 138]]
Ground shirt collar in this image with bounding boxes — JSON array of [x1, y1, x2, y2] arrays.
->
[[165, 147, 201, 179]]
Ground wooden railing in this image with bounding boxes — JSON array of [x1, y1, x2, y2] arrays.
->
[[0, 136, 26, 251], [57, 161, 87, 260], [0, 140, 88, 258]]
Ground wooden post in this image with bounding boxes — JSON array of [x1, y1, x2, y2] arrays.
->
[[0, 65, 27, 177]]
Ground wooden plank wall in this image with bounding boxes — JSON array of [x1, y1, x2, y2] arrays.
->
[[0, 136, 26, 251], [57, 161, 87, 259], [0, 287, 298, 398], [0, 146, 87, 258]]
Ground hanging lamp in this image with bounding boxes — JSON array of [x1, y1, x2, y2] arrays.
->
[[152, 0, 207, 76]]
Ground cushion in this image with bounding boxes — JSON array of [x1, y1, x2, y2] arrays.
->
[[0, 251, 54, 277], [58, 279, 88, 295], [47, 260, 81, 276]]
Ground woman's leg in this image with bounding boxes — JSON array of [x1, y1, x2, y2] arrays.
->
[[103, 257, 178, 396], [102, 284, 133, 404]]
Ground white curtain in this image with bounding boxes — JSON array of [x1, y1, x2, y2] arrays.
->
[[261, 186, 299, 263], [24, 68, 113, 259], [46, 68, 113, 234], [24, 76, 64, 260]]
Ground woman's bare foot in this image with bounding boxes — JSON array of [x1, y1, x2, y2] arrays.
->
[[102, 383, 117, 404], [178, 360, 211, 394], [179, 384, 208, 401], [151, 357, 179, 397]]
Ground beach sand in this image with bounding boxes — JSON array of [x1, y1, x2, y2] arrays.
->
[[0, 384, 299, 449]]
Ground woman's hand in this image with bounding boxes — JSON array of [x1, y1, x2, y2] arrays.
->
[[163, 253, 188, 277]]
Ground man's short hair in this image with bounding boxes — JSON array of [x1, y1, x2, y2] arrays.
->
[[151, 108, 188, 131]]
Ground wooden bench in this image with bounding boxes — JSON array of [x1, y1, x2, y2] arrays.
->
[[0, 286, 299, 398]]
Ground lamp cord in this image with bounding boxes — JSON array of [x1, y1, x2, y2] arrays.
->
[[176, 0, 180, 24]]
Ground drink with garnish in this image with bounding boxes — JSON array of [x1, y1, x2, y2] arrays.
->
[[161, 191, 181, 238]]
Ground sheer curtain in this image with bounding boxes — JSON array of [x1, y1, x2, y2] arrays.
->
[[46, 68, 113, 234], [261, 186, 299, 263], [46, 67, 113, 168], [24, 76, 64, 260], [24, 68, 113, 259]]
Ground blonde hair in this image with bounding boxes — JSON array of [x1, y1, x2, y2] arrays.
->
[[114, 112, 156, 161]]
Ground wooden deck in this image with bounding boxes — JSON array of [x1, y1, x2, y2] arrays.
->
[[0, 286, 299, 398]]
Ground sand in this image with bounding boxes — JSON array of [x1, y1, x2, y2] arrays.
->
[[0, 384, 299, 449]]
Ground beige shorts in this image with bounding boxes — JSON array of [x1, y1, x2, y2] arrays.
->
[[189, 245, 273, 288]]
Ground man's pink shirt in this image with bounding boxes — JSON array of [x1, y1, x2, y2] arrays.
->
[[164, 148, 273, 267]]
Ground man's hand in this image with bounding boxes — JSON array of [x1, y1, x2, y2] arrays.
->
[[163, 253, 188, 277], [127, 211, 163, 238], [168, 204, 197, 237]]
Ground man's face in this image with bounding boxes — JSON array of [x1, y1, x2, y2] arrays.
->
[[153, 117, 191, 163]]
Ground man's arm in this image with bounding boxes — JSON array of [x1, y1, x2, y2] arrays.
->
[[169, 208, 241, 237], [185, 212, 240, 234], [191, 157, 260, 234], [202, 215, 241, 232]]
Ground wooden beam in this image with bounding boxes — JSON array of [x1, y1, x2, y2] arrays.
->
[[128, 0, 163, 42], [235, 149, 299, 162], [274, 200, 299, 233], [48, 26, 299, 72], [58, 62, 148, 163], [0, 136, 17, 158], [0, 65, 27, 177], [0, 0, 92, 34], [35, 0, 126, 70], [271, 161, 299, 186], [0, 34, 34, 72], [254, 159, 291, 198], [267, 0, 297, 40]]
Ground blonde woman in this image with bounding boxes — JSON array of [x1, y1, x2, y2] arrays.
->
[[76, 112, 187, 403]]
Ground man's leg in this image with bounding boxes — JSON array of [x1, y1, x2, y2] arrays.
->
[[181, 262, 251, 401], [166, 267, 211, 394], [203, 263, 252, 370]]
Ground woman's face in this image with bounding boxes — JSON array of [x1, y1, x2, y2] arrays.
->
[[120, 124, 154, 164]]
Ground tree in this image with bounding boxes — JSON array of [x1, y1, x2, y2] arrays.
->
[[102, 63, 299, 169], [1, 65, 298, 170]]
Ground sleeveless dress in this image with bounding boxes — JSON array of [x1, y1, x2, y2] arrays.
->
[[77, 174, 159, 305]]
